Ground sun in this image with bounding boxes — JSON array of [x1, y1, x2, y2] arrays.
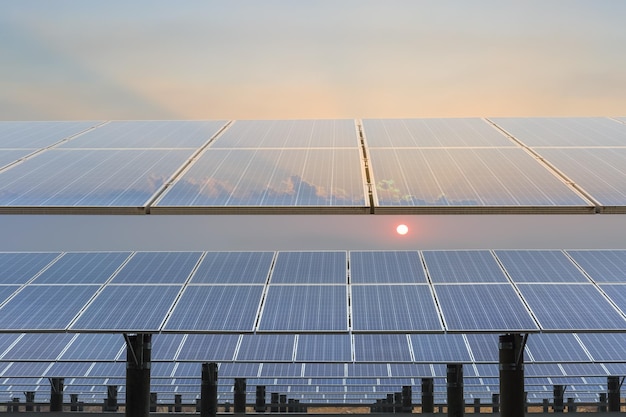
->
[[396, 224, 409, 235]]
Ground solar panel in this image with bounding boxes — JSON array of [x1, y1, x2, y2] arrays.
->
[[525, 333, 590, 363], [349, 251, 427, 283], [0, 286, 20, 306], [518, 284, 626, 330], [435, 284, 538, 331], [33, 252, 131, 284], [0, 149, 193, 208], [175, 334, 240, 361], [353, 334, 411, 362], [88, 362, 125, 378], [369, 148, 589, 209], [151, 334, 185, 361], [0, 150, 37, 169], [351, 285, 442, 331], [58, 120, 227, 149], [210, 120, 359, 149], [0, 121, 100, 149], [153, 149, 367, 209], [424, 250, 508, 283], [362, 118, 513, 148], [346, 363, 389, 378], [71, 285, 182, 331], [575, 333, 626, 362], [111, 252, 201, 284], [1, 334, 75, 361], [303, 364, 346, 378], [236, 335, 296, 361], [389, 363, 433, 378], [163, 285, 263, 331], [495, 250, 590, 283], [218, 363, 261, 378], [258, 285, 347, 331], [567, 250, 626, 283], [597, 284, 626, 317], [295, 334, 352, 362], [489, 117, 626, 147], [409, 334, 472, 363], [58, 334, 125, 361], [190, 252, 274, 284], [45, 362, 93, 378], [260, 363, 302, 378], [532, 148, 626, 206], [271, 251, 346, 284], [0, 285, 100, 330], [1, 362, 51, 378], [0, 252, 60, 284]]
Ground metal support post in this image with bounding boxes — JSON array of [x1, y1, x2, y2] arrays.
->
[[125, 333, 152, 417], [256, 385, 266, 412], [422, 377, 434, 413], [50, 377, 64, 412], [25, 391, 35, 412], [234, 378, 246, 413], [499, 333, 526, 417], [553, 385, 564, 413], [201, 362, 218, 417], [402, 385, 412, 413], [175, 394, 182, 412], [608, 376, 621, 412], [446, 363, 464, 417]]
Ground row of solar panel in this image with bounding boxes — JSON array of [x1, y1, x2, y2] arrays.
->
[[1, 118, 625, 211], [1, 250, 625, 332], [2, 332, 626, 364]]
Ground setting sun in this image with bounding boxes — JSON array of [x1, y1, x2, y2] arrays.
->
[[396, 224, 409, 235]]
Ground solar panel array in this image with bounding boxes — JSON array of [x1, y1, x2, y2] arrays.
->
[[2, 117, 626, 214]]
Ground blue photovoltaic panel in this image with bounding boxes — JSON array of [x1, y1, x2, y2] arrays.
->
[[490, 117, 626, 147], [271, 251, 346, 284], [532, 148, 626, 206], [573, 333, 626, 362], [409, 334, 471, 363], [598, 285, 626, 317], [566, 250, 626, 283], [58, 334, 125, 361], [190, 252, 274, 284], [33, 252, 131, 284], [353, 334, 411, 362], [0, 285, 100, 330], [389, 363, 433, 378], [296, 334, 352, 362], [0, 334, 22, 359], [112, 252, 201, 284], [525, 333, 590, 362], [236, 334, 296, 361], [2, 333, 75, 360], [45, 362, 93, 378], [0, 286, 19, 305], [0, 252, 60, 284], [362, 118, 513, 148], [164, 285, 263, 331], [517, 284, 626, 330], [559, 363, 608, 377], [495, 250, 590, 283], [260, 363, 302, 378], [155, 149, 367, 207], [525, 363, 564, 377], [304, 364, 346, 378], [369, 148, 588, 207], [71, 285, 182, 331], [424, 250, 508, 283], [346, 363, 389, 378], [349, 251, 427, 283], [175, 334, 240, 361], [0, 121, 100, 149], [0, 150, 36, 169], [210, 120, 358, 148], [151, 363, 176, 378], [218, 363, 261, 378], [258, 285, 347, 331], [88, 362, 126, 378], [435, 284, 538, 331], [0, 362, 51, 377], [351, 285, 442, 331], [0, 149, 193, 207], [152, 334, 185, 361], [59, 120, 227, 149]]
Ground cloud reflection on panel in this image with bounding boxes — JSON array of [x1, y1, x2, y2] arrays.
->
[[157, 149, 367, 207]]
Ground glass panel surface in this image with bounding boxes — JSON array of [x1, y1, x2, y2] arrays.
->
[[271, 251, 346, 284], [409, 334, 471, 362], [0, 252, 60, 284], [33, 252, 130, 284], [191, 252, 274, 284], [112, 252, 202, 284], [525, 333, 590, 362], [353, 334, 411, 362], [577, 333, 626, 361], [175, 334, 240, 361], [567, 250, 626, 283], [2, 333, 75, 360], [598, 284, 626, 316], [58, 334, 125, 361], [236, 334, 296, 361], [296, 334, 352, 362], [350, 251, 426, 283], [424, 250, 508, 283], [496, 250, 590, 283], [0, 121, 100, 149], [0, 150, 36, 169], [303, 364, 345, 377]]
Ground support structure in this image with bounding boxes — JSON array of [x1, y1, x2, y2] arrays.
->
[[50, 377, 64, 412], [104, 385, 118, 411], [608, 376, 621, 412], [499, 333, 526, 417], [124, 333, 152, 417], [446, 363, 463, 417], [234, 378, 247, 413], [201, 362, 218, 417], [422, 377, 434, 413], [553, 385, 564, 413], [25, 391, 35, 412], [255, 385, 266, 412], [402, 385, 412, 413]]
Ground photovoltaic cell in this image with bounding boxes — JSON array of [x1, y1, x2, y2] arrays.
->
[[598, 284, 626, 317], [271, 251, 346, 284], [218, 363, 261, 378], [351, 285, 442, 331], [45, 362, 92, 378], [369, 148, 588, 207], [33, 252, 131, 284], [0, 286, 19, 305], [296, 334, 352, 362], [71, 285, 182, 331], [0, 150, 36, 169], [58, 334, 125, 361], [304, 364, 346, 378], [525, 333, 590, 362], [260, 363, 302, 378], [389, 363, 433, 378], [0, 252, 60, 284], [517, 284, 626, 330], [362, 118, 513, 148], [409, 334, 471, 363], [88, 362, 125, 378], [151, 334, 185, 361], [236, 334, 296, 361], [259, 285, 347, 331], [210, 120, 359, 148], [0, 121, 100, 149], [112, 252, 201, 284], [59, 120, 227, 149], [346, 363, 389, 378], [566, 250, 626, 283], [1, 362, 51, 377], [0, 285, 100, 330], [0, 149, 193, 207], [1, 333, 75, 360], [353, 334, 411, 362], [574, 333, 626, 362], [154, 149, 367, 208], [175, 334, 240, 361], [164, 285, 263, 331], [424, 250, 508, 283], [349, 251, 426, 283], [495, 250, 590, 283], [190, 252, 274, 284], [435, 284, 538, 331]]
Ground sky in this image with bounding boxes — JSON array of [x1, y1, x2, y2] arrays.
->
[[2, 0, 626, 120], [2, 1, 626, 251]]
